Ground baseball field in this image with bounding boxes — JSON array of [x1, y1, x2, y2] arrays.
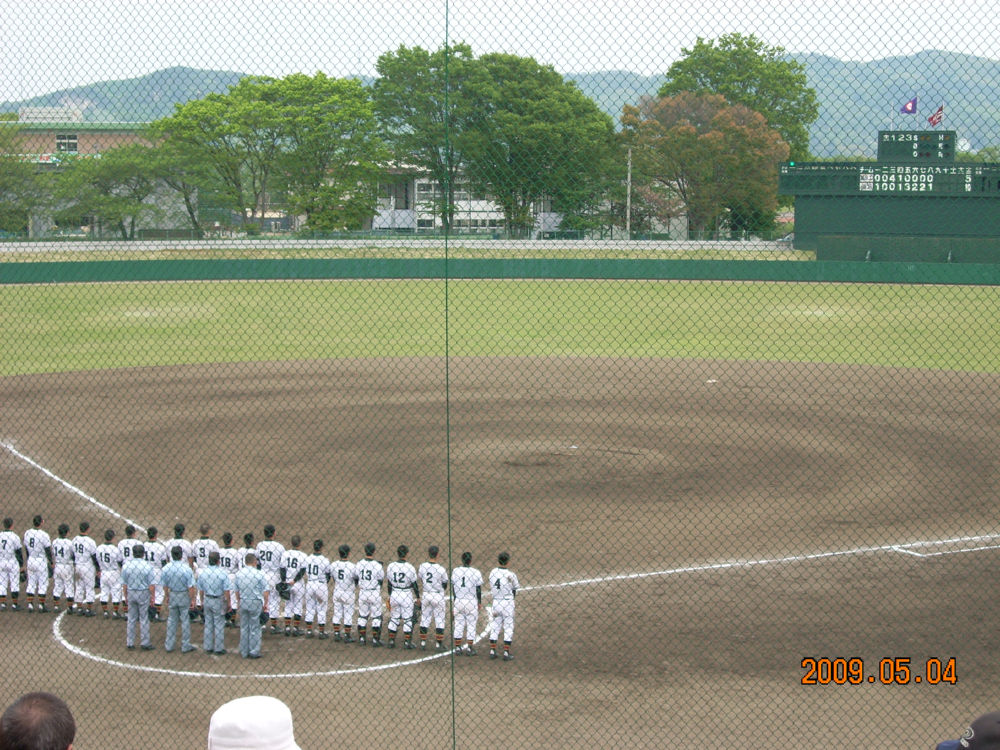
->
[[1, 270, 998, 747]]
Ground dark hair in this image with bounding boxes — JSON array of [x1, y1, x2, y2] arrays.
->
[[461, 551, 472, 566], [338, 544, 350, 558], [263, 524, 275, 538], [57, 524, 69, 536], [0, 691, 76, 750], [173, 523, 185, 537], [32, 515, 43, 528], [244, 552, 257, 565], [397, 544, 408, 559], [428, 545, 439, 558], [222, 532, 233, 546], [243, 532, 254, 546], [125, 524, 136, 536], [199, 523, 211, 535], [208, 551, 220, 565], [290, 535, 301, 548], [313, 539, 323, 552], [498, 551, 510, 565], [132, 544, 145, 558], [147, 526, 158, 540], [2, 518, 12, 530], [364, 542, 376, 556], [104, 528, 115, 541], [171, 546, 183, 560], [78, 521, 89, 533]]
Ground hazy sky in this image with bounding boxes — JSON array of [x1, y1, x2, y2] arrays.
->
[[2, 0, 998, 101]]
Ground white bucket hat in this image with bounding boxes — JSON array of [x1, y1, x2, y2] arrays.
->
[[208, 696, 301, 750]]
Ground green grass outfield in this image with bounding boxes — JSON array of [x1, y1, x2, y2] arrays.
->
[[2, 278, 997, 375]]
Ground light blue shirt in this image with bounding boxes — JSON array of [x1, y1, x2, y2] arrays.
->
[[161, 560, 195, 593], [121, 558, 154, 593], [197, 565, 231, 598], [234, 566, 267, 608]]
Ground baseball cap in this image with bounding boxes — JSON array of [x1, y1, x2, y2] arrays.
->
[[937, 711, 1000, 750], [207, 696, 301, 750]]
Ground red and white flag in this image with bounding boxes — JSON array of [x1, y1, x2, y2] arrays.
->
[[927, 105, 944, 127]]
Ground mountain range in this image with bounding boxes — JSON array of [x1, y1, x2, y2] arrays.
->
[[3, 50, 999, 158]]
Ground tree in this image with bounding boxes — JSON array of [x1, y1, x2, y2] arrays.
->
[[145, 132, 219, 237], [0, 124, 45, 235], [53, 144, 160, 239], [658, 33, 818, 162], [622, 92, 790, 236], [267, 73, 385, 231], [463, 53, 617, 237], [374, 43, 487, 231]]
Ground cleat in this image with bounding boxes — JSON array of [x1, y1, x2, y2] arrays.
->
[[435, 642, 443, 651], [420, 642, 427, 651], [333, 632, 341, 642], [270, 625, 279, 635], [358, 636, 366, 645], [140, 644, 155, 651], [84, 609, 95, 617], [387, 639, 396, 648], [372, 639, 383, 648], [489, 649, 497, 659], [305, 630, 314, 639], [317, 632, 329, 640], [503, 652, 513, 661], [52, 605, 60, 613], [11, 604, 20, 612], [403, 641, 416, 650], [467, 647, 478, 656], [292, 628, 304, 637], [27, 604, 34, 612], [284, 627, 291, 637], [342, 635, 354, 643], [182, 646, 197, 653], [213, 649, 227, 655], [103, 611, 110, 619]]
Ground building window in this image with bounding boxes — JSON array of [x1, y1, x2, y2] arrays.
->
[[55, 134, 78, 152]]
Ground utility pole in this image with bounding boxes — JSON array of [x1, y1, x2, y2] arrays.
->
[[625, 147, 632, 238]]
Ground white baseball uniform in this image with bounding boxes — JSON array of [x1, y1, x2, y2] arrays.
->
[[0, 529, 22, 597], [386, 559, 418, 638], [144, 540, 168, 605], [488, 566, 520, 647], [355, 556, 384, 635], [255, 539, 285, 619], [71, 534, 98, 605], [280, 547, 308, 621], [51, 536, 75, 601], [418, 560, 449, 641], [96, 542, 123, 604], [23, 527, 52, 597], [219, 546, 242, 609], [117, 536, 141, 563], [451, 564, 484, 645], [330, 558, 358, 635], [303, 552, 331, 627], [191, 536, 219, 605], [164, 537, 194, 567]]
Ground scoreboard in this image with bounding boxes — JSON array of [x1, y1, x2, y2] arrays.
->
[[779, 162, 1000, 196], [876, 130, 956, 162]]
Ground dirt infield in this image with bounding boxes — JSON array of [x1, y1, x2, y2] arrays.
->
[[2, 357, 998, 747]]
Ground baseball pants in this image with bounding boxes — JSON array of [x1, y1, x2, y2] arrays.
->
[[52, 564, 74, 600], [420, 591, 447, 631], [99, 569, 123, 603], [357, 589, 382, 629], [264, 571, 281, 618], [286, 581, 305, 619], [165, 595, 193, 651], [388, 591, 415, 634], [305, 582, 328, 626], [453, 598, 480, 641], [489, 599, 516, 642], [126, 590, 152, 648], [74, 565, 96, 604], [332, 590, 355, 630], [202, 595, 225, 652], [26, 557, 49, 596], [0, 559, 19, 595]]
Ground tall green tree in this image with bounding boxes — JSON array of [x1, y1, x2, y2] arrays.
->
[[145, 132, 219, 237], [623, 92, 789, 236], [267, 73, 385, 231], [53, 144, 161, 240], [463, 53, 617, 237], [0, 124, 44, 234], [658, 33, 818, 162], [374, 43, 487, 231]]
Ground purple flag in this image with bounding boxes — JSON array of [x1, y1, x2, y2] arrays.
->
[[900, 97, 918, 114]]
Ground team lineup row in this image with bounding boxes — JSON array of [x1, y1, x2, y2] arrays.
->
[[0, 516, 521, 660]]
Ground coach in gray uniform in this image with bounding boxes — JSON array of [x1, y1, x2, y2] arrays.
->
[[197, 551, 232, 655], [161, 546, 197, 653], [234, 552, 269, 659], [120, 543, 155, 651]]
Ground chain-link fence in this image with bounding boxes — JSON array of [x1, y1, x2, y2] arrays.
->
[[2, 2, 999, 748]]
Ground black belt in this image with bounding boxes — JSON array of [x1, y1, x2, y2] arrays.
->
[[205, 594, 222, 598]]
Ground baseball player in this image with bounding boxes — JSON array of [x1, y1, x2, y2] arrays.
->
[[329, 544, 357, 642], [279, 535, 307, 636], [385, 544, 420, 649], [71, 522, 98, 616], [117, 524, 141, 563], [451, 551, 483, 654], [302, 539, 331, 639], [417, 545, 449, 650], [95, 528, 124, 619], [191, 523, 219, 615], [255, 524, 285, 633], [0, 517, 24, 611], [355, 542, 385, 646], [50, 523, 75, 613], [143, 527, 168, 619], [164, 523, 194, 569], [23, 515, 53, 613], [487, 551, 520, 660], [218, 532, 242, 627]]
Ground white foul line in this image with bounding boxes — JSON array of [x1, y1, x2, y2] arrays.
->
[[8, 441, 1000, 679]]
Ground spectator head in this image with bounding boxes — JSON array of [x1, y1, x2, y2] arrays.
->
[[207, 696, 300, 750], [937, 710, 1000, 750], [0, 691, 76, 750]]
